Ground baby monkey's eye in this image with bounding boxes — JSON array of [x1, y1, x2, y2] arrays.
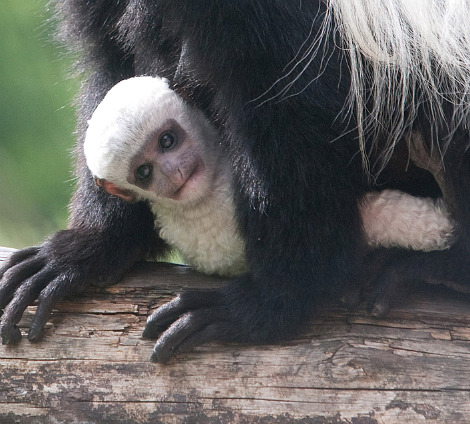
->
[[135, 163, 153, 181], [159, 131, 177, 151]]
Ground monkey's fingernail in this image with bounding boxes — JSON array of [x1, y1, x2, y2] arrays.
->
[[1, 324, 22, 345], [28, 324, 45, 342]]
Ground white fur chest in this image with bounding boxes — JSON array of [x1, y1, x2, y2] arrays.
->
[[150, 185, 247, 277]]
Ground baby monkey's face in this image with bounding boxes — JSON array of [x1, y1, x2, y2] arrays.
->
[[127, 119, 208, 203]]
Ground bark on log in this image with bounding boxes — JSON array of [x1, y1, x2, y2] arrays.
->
[[1, 246, 470, 423]]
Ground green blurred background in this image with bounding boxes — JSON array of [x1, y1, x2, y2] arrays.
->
[[0, 1, 77, 248]]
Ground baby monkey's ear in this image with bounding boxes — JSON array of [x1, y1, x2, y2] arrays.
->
[[95, 178, 137, 203]]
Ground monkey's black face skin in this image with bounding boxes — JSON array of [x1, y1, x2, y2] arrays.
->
[[2, 0, 470, 362]]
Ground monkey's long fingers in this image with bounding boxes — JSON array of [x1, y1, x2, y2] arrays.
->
[[28, 269, 83, 342], [150, 310, 223, 364], [0, 255, 45, 309], [162, 322, 222, 359], [0, 247, 40, 279], [143, 289, 223, 339], [0, 268, 54, 344], [142, 296, 186, 339]]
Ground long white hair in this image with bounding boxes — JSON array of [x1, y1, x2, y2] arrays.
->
[[328, 0, 470, 171]]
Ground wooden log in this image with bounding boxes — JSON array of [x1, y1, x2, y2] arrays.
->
[[1, 246, 470, 423]]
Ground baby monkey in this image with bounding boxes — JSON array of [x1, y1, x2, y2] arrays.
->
[[84, 77, 455, 278], [85, 76, 246, 277]]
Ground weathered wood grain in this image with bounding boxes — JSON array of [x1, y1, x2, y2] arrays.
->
[[1, 246, 470, 423]]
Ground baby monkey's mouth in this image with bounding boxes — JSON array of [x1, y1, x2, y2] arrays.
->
[[170, 160, 206, 201]]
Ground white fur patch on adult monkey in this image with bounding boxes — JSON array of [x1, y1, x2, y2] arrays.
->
[[84, 76, 455, 279], [326, 0, 470, 169]]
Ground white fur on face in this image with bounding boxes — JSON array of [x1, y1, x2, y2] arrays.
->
[[360, 190, 455, 251], [84, 76, 198, 191]]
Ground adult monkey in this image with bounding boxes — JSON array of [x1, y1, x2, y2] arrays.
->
[[1, 0, 469, 363]]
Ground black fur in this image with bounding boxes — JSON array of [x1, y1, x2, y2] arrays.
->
[[0, 0, 469, 362]]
